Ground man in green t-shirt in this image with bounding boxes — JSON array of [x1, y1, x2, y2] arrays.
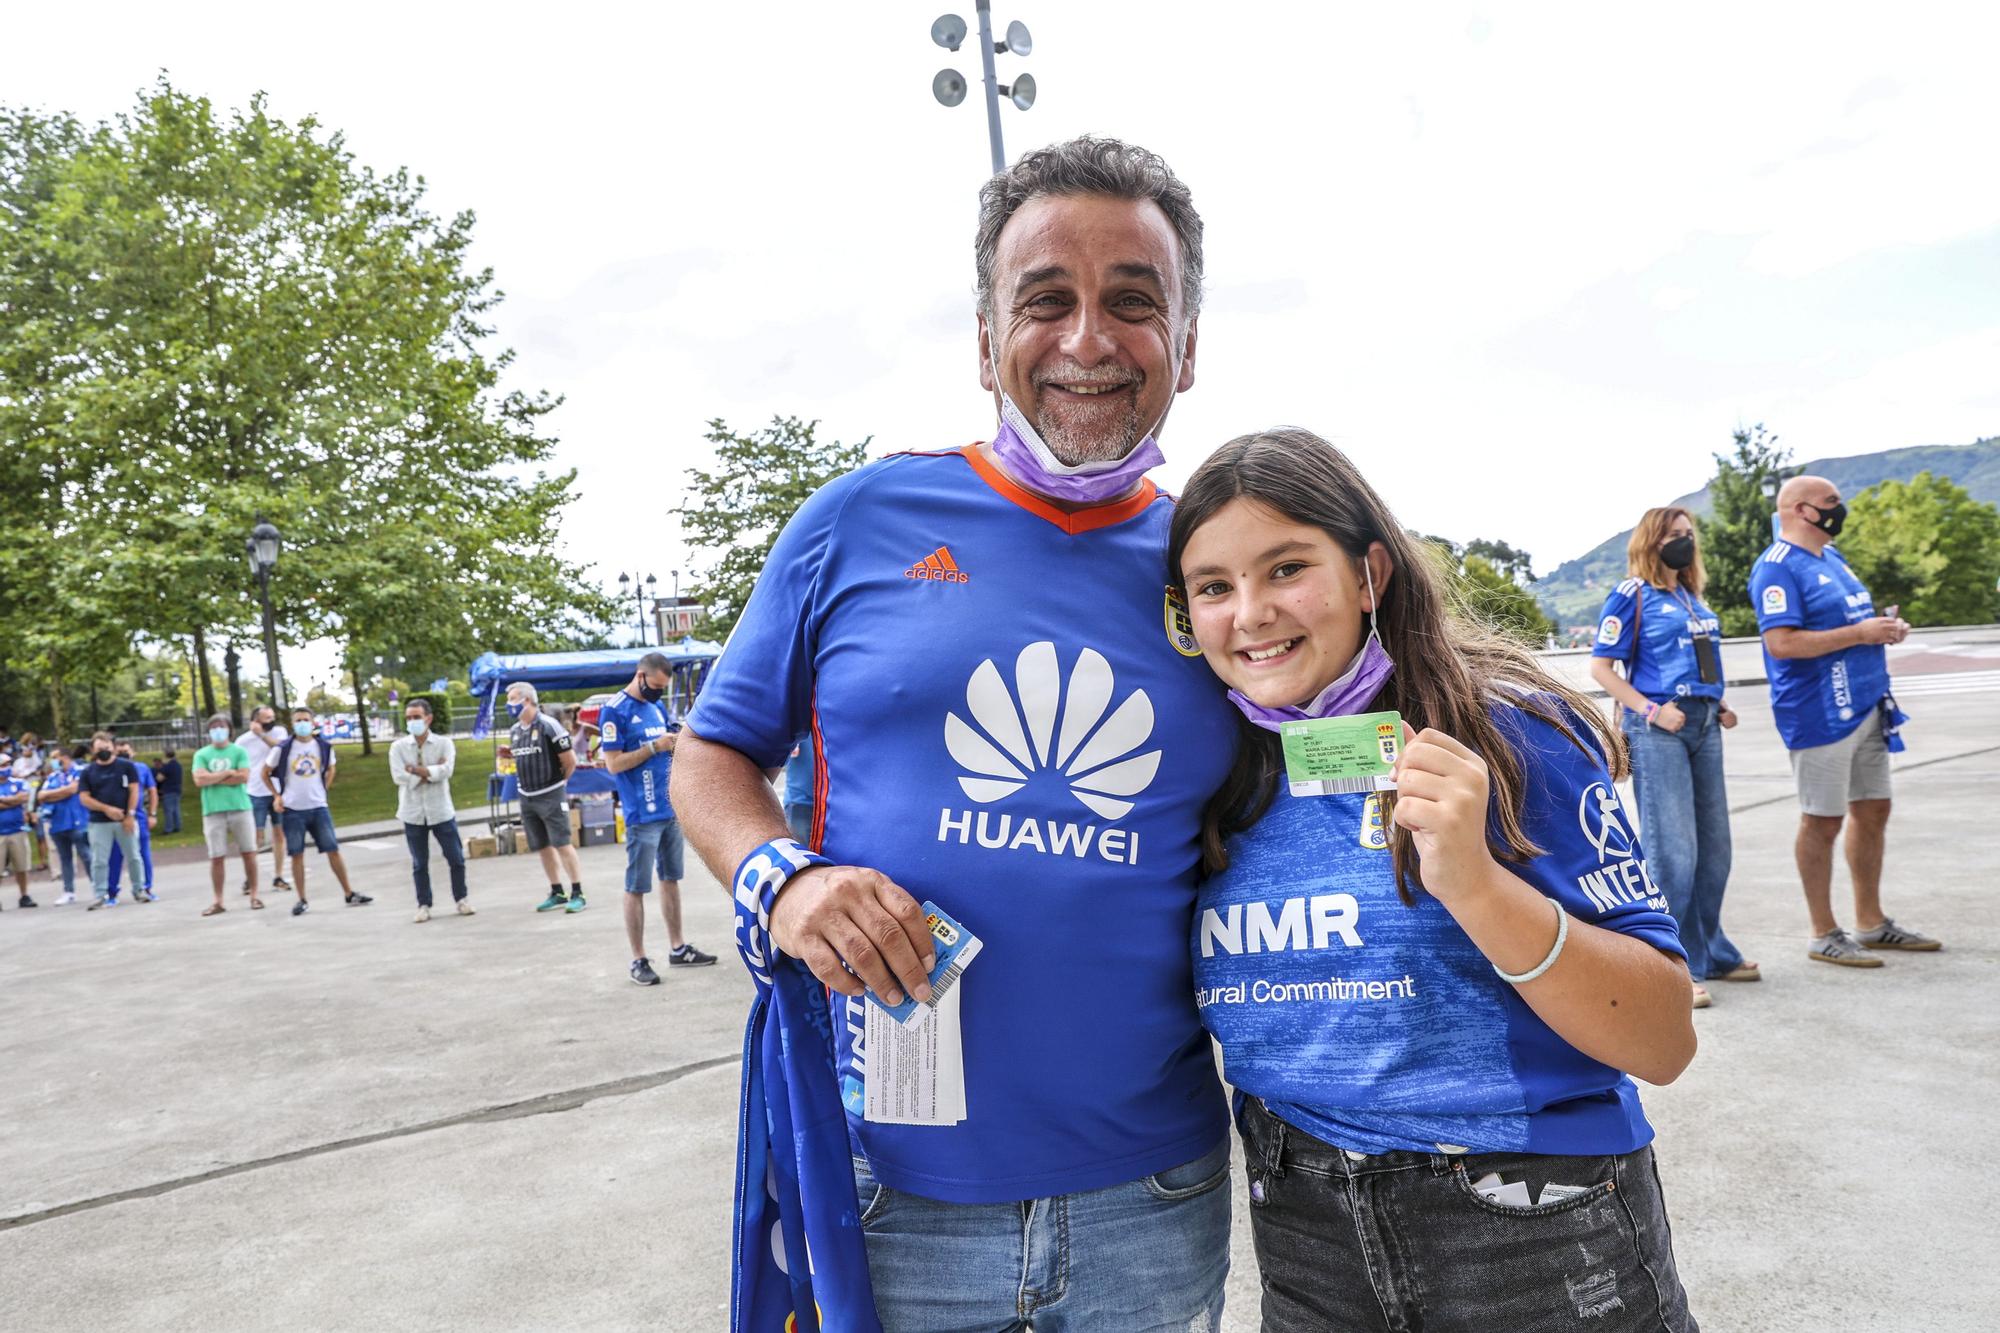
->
[[192, 714, 262, 915]]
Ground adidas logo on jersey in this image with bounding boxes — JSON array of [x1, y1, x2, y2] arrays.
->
[[905, 545, 969, 583]]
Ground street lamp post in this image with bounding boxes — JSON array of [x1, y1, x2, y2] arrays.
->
[[618, 572, 660, 646], [246, 517, 287, 711]]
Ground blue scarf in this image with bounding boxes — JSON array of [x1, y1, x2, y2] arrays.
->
[[731, 841, 884, 1333]]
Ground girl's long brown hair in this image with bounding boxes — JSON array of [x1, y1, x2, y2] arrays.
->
[[1167, 428, 1626, 900]]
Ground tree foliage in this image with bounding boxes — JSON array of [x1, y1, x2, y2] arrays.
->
[[1416, 536, 1556, 645], [1703, 424, 1791, 635], [0, 80, 611, 735], [1840, 472, 2000, 626], [1463, 538, 1537, 585], [681, 416, 871, 639]]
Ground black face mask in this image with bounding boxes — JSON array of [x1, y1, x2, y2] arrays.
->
[[639, 683, 665, 703], [1660, 536, 1697, 571], [1806, 500, 1846, 538], [94, 747, 113, 762]]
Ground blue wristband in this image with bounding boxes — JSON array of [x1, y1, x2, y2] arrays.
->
[[730, 837, 833, 989]]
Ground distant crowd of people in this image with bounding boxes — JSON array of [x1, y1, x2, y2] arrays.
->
[[1, 656, 719, 983]]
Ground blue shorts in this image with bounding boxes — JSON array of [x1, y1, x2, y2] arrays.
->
[[623, 817, 683, 893], [282, 806, 339, 856], [251, 793, 275, 830]]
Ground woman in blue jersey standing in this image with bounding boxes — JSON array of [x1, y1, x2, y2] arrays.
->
[[1589, 507, 1756, 1009], [1169, 429, 1699, 1333]]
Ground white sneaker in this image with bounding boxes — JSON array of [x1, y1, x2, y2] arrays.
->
[[55, 893, 75, 906], [414, 905, 431, 923], [455, 900, 475, 916]]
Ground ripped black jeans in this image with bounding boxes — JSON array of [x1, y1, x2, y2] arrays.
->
[[1240, 1098, 1698, 1332]]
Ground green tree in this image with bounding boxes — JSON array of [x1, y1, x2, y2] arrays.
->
[[682, 416, 871, 638], [1703, 424, 1792, 635], [0, 80, 612, 737], [1840, 472, 2000, 626], [1463, 538, 1537, 585], [1460, 554, 1557, 644]]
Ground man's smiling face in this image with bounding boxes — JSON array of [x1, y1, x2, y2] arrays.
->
[[979, 193, 1197, 466]]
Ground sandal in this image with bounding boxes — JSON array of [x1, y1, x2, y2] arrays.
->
[[201, 904, 226, 917], [1715, 962, 1761, 982], [250, 897, 266, 910]]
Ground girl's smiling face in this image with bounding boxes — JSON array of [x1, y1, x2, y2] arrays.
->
[[1179, 497, 1390, 707]]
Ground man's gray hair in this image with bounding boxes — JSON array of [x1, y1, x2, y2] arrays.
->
[[975, 136, 1204, 321], [507, 681, 538, 703]]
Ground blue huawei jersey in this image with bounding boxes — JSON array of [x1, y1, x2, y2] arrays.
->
[[1195, 703, 1686, 1157], [1591, 578, 1723, 703], [598, 692, 676, 824], [38, 768, 87, 834], [689, 447, 1238, 1205], [1749, 540, 1889, 749], [0, 777, 27, 835]]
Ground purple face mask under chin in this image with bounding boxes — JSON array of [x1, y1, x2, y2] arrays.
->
[[1227, 563, 1396, 731], [987, 393, 1165, 506]]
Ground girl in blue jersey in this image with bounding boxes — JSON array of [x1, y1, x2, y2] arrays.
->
[[1169, 429, 1699, 1333], [1590, 507, 1756, 1009]]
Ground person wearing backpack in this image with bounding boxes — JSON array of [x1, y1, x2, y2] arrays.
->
[[264, 707, 371, 917]]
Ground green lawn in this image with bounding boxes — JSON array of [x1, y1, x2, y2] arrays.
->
[[142, 738, 499, 851]]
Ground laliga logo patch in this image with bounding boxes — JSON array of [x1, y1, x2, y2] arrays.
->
[[1164, 585, 1201, 657], [1577, 782, 1636, 864], [1597, 615, 1622, 645], [1762, 585, 1787, 615]]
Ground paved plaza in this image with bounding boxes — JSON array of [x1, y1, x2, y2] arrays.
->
[[3, 680, 1996, 1331]]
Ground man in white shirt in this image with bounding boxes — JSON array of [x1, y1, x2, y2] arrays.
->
[[391, 699, 471, 923], [237, 705, 292, 895], [265, 706, 370, 917]]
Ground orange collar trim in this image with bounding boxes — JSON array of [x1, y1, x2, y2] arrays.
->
[[958, 445, 1158, 535]]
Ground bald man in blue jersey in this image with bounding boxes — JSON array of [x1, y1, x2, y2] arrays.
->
[[676, 139, 1238, 1332]]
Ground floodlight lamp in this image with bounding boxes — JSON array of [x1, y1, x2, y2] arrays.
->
[[1005, 72, 1037, 111], [931, 13, 967, 51], [933, 68, 968, 107], [1002, 20, 1032, 56]]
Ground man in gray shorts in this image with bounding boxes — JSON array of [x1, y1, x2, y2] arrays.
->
[[1750, 474, 1942, 966], [507, 682, 586, 914]]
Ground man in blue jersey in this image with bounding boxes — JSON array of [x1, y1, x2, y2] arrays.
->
[[676, 138, 1238, 1331], [1751, 474, 1939, 967], [599, 652, 714, 984]]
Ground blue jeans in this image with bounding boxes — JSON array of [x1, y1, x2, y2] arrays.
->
[[51, 827, 91, 895], [106, 812, 153, 895], [404, 820, 467, 907], [851, 1139, 1231, 1332], [624, 818, 667, 894], [159, 791, 182, 834], [282, 806, 340, 856], [1622, 698, 1742, 981]]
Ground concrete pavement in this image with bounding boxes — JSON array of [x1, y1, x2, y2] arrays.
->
[[2, 684, 1996, 1331]]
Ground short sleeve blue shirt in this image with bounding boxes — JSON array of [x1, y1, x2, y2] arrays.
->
[[1748, 540, 1889, 749], [1590, 578, 1724, 703], [1195, 702, 1685, 1157], [598, 691, 675, 824], [39, 768, 88, 834], [0, 777, 28, 835], [688, 448, 1239, 1205]]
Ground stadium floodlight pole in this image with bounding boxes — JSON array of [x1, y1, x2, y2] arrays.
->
[[932, 9, 1034, 176], [246, 517, 288, 711]]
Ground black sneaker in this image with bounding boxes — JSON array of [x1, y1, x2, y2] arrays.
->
[[345, 892, 373, 906], [18, 895, 36, 909], [291, 900, 309, 917], [272, 876, 291, 892], [630, 957, 661, 986], [668, 943, 717, 968]]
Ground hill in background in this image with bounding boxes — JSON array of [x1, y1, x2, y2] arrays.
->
[[1533, 437, 2000, 627]]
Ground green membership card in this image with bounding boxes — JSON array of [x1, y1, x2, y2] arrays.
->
[[1280, 710, 1403, 798]]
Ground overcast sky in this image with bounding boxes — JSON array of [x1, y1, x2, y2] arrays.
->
[[7, 3, 1996, 689]]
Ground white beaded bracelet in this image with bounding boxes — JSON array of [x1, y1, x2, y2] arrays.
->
[[1493, 897, 1569, 985]]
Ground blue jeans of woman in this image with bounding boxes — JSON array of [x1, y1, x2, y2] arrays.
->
[[1622, 697, 1741, 981]]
